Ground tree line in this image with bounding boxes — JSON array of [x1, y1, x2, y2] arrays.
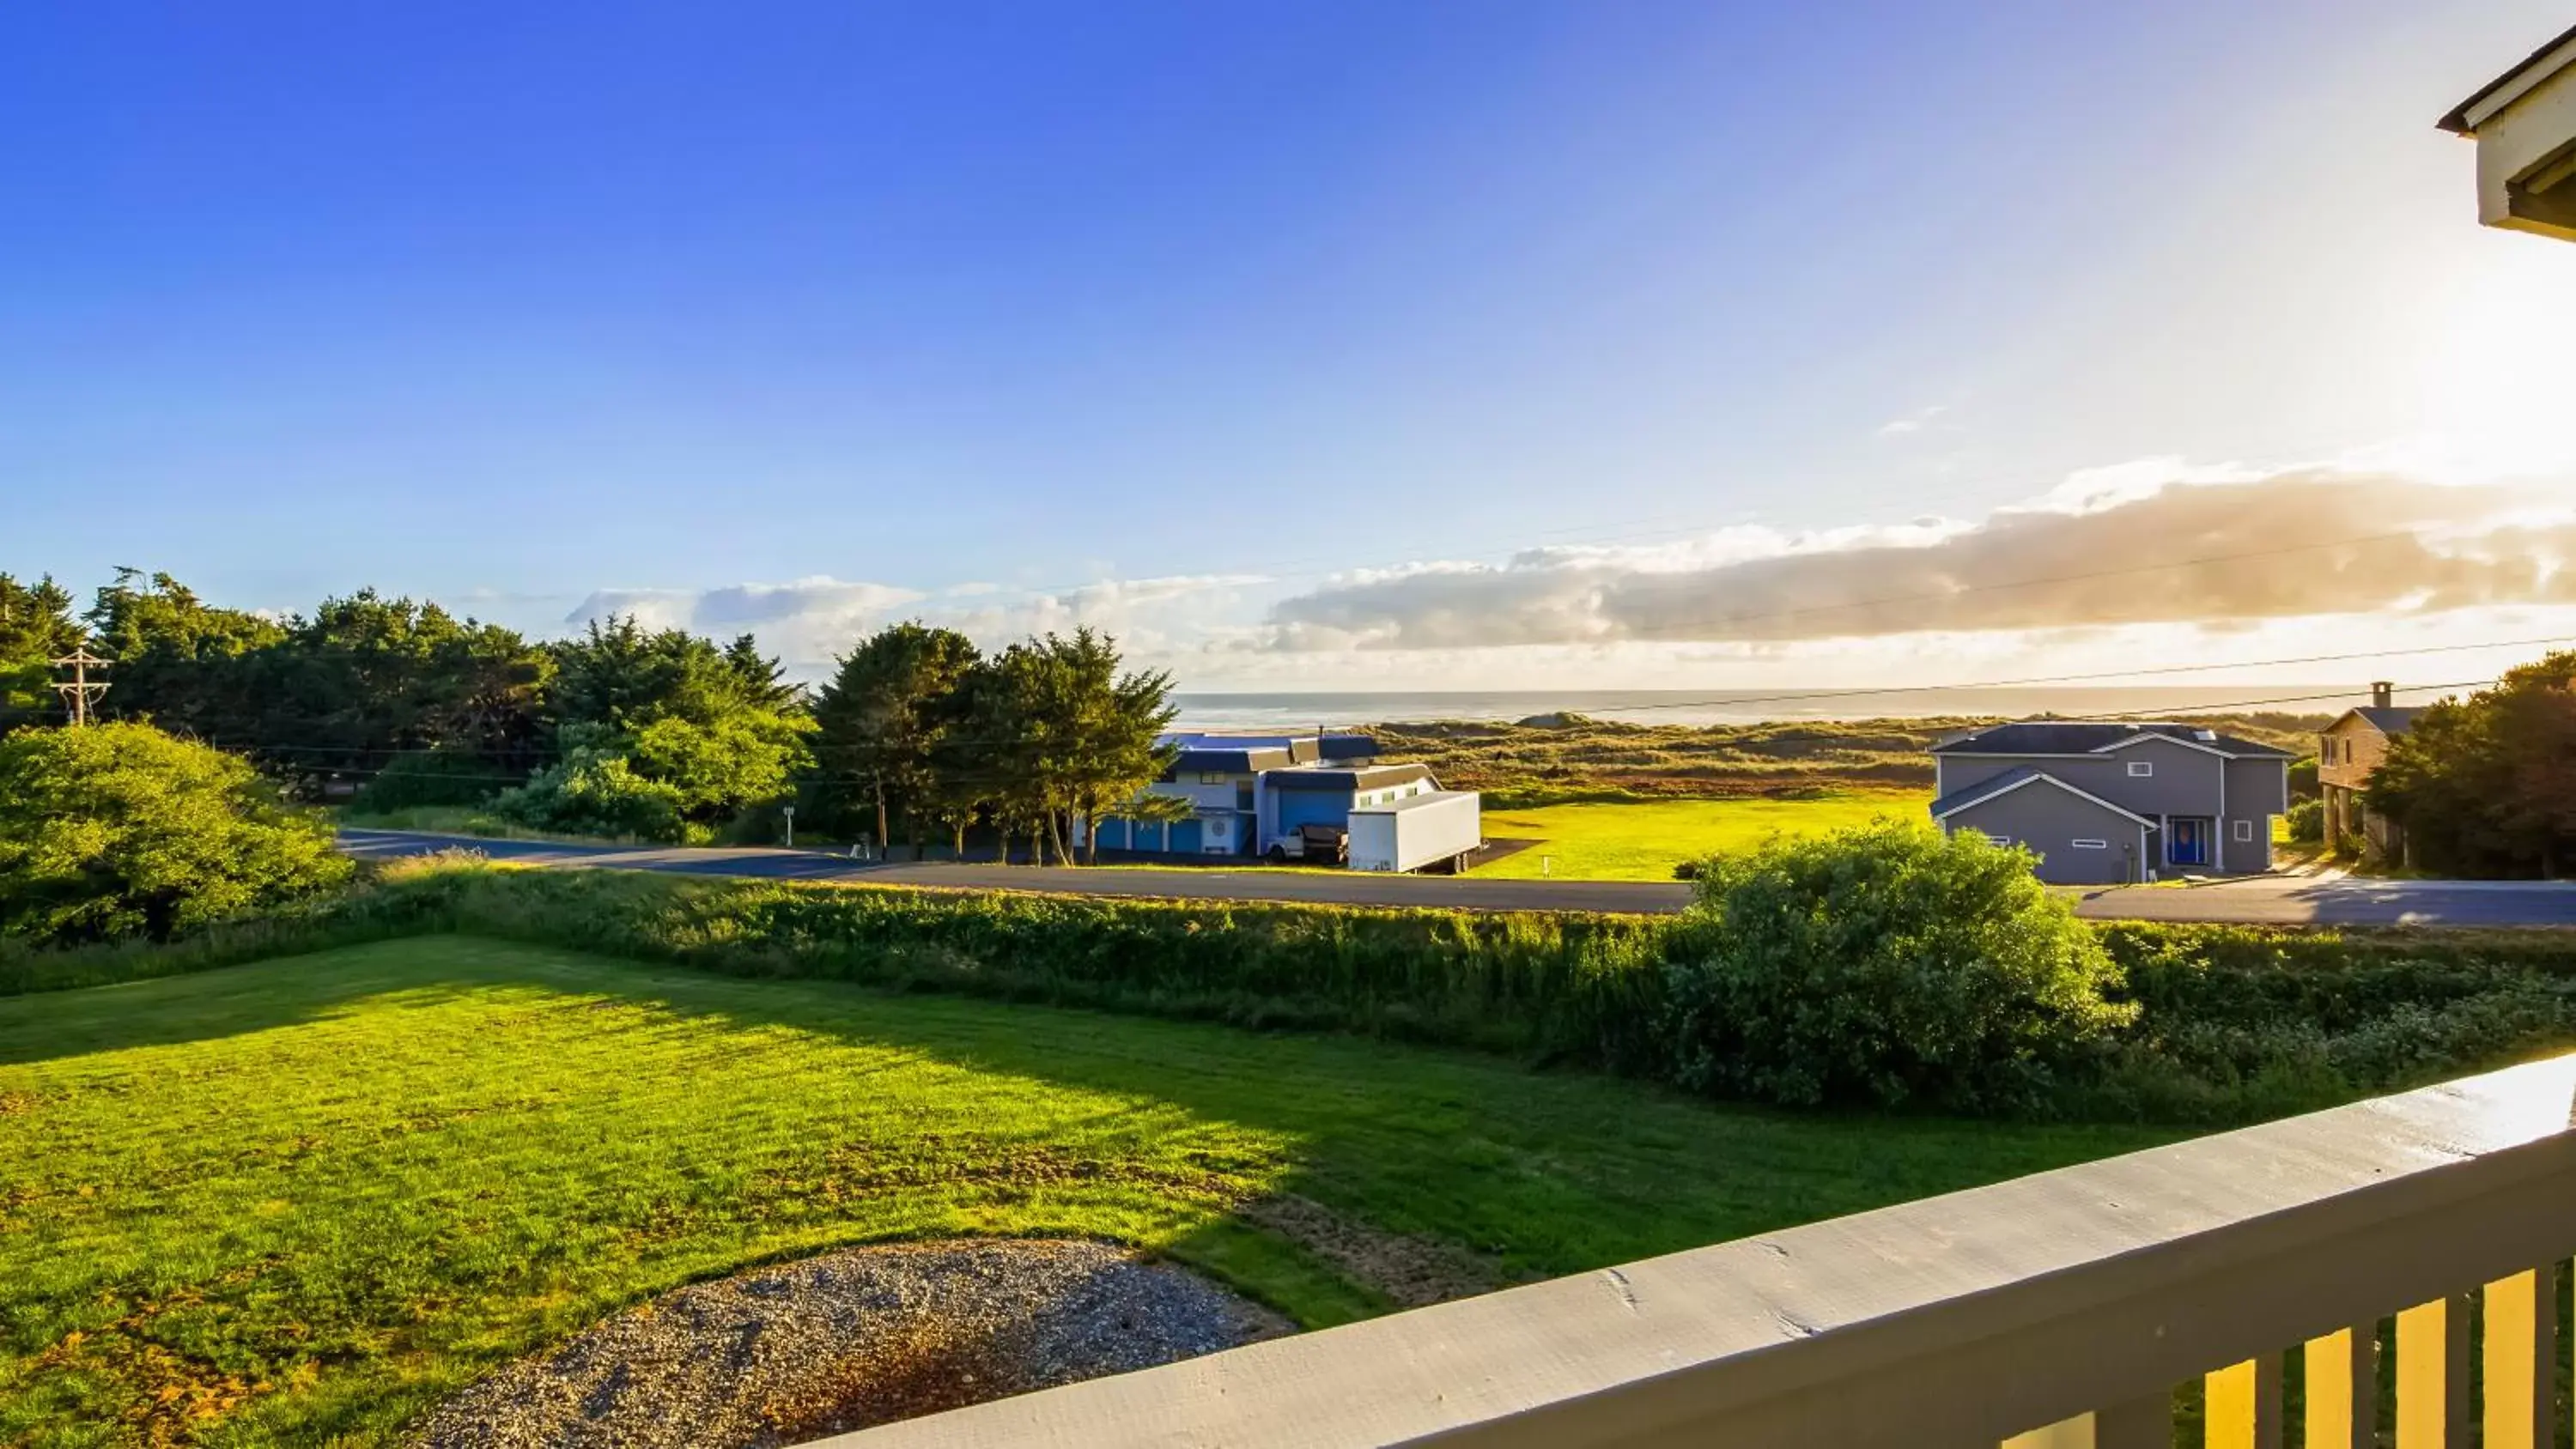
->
[[0, 569, 1178, 856], [2368, 648, 2576, 877]]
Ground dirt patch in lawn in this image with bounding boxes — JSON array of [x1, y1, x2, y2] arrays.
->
[[1238, 1193, 1504, 1308], [405, 1239, 1289, 1449]]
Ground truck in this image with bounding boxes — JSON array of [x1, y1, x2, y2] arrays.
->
[[1346, 791, 1482, 873], [1261, 822, 1348, 864]]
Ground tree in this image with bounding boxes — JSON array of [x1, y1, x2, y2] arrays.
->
[[84, 570, 283, 745], [2371, 652, 2576, 876], [0, 724, 351, 945], [0, 573, 83, 730], [1042, 629, 1180, 864], [811, 624, 980, 856], [549, 616, 770, 731]]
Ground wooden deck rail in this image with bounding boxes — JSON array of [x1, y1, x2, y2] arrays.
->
[[819, 1053, 2576, 1448]]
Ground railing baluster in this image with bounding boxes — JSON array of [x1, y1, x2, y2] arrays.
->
[[2303, 1325, 2377, 1449], [2207, 1357, 2281, 1448], [2396, 1294, 2471, 1446], [2483, 1269, 2555, 1449]]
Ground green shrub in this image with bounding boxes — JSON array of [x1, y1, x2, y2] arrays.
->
[[492, 755, 696, 842], [1662, 821, 2133, 1111], [349, 747, 513, 812], [0, 723, 352, 946], [2285, 797, 2324, 843]]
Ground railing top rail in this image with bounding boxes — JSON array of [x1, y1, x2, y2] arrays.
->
[[817, 1054, 2576, 1449]]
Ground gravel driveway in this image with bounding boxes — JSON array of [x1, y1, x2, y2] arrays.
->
[[406, 1240, 1290, 1449]]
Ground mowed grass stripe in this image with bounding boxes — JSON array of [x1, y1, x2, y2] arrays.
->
[[0, 936, 2168, 1446], [1475, 793, 1929, 880]]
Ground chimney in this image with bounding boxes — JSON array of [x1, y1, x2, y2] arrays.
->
[[2371, 681, 2394, 709]]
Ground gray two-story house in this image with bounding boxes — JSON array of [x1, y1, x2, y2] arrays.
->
[[1929, 722, 2293, 884]]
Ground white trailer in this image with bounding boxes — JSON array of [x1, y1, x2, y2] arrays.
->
[[1346, 791, 1482, 872]]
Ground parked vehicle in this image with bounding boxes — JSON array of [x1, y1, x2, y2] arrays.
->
[[1264, 822, 1348, 864], [1347, 791, 1482, 873]]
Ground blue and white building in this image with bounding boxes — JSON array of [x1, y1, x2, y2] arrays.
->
[[1080, 732, 1470, 864]]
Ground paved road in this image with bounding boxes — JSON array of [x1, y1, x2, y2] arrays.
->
[[341, 829, 2576, 927]]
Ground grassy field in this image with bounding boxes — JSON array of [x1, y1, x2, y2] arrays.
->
[[1473, 793, 1929, 880], [1368, 712, 2324, 807], [0, 936, 2172, 1447]]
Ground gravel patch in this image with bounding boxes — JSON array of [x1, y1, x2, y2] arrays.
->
[[406, 1240, 1291, 1449]]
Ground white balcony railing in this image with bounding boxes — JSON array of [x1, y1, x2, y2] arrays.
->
[[818, 1052, 2576, 1448]]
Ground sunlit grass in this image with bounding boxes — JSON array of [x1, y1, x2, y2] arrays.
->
[[1473, 793, 1929, 880]]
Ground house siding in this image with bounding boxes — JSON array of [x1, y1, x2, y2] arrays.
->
[[1945, 786, 2144, 885], [1934, 732, 2287, 879]]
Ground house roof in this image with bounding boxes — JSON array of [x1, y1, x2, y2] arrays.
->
[[2439, 21, 2576, 135], [2326, 706, 2427, 737], [1267, 763, 1437, 793], [1929, 767, 2157, 829], [1930, 721, 2294, 760], [1169, 747, 1294, 775], [1165, 732, 1378, 764]]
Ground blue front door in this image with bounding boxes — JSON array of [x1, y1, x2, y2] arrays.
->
[[2168, 818, 2208, 867]]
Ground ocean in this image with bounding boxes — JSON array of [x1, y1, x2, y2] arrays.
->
[[1168, 685, 2387, 731]]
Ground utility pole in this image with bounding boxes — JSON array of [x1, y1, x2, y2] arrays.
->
[[51, 646, 110, 726]]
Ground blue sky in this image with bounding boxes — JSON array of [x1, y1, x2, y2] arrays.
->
[[6, 1, 2574, 688]]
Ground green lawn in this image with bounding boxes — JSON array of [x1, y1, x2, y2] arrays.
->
[[0, 936, 2167, 1447], [1473, 793, 1929, 880]]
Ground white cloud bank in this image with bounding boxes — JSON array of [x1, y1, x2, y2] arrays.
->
[[1255, 468, 2576, 652], [557, 465, 2576, 687], [566, 572, 1265, 675]]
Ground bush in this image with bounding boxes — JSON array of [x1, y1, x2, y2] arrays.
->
[[0, 723, 352, 946], [349, 747, 514, 812], [491, 755, 696, 842], [1661, 821, 2132, 1111], [2285, 797, 2324, 843]]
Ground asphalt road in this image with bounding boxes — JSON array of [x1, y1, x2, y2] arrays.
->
[[340, 829, 2576, 927]]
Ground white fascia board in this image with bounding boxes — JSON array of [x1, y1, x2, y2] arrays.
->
[[1934, 770, 2160, 828]]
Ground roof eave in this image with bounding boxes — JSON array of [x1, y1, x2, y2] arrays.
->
[[2439, 21, 2576, 135]]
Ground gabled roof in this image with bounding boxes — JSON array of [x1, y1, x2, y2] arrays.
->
[[2439, 21, 2576, 135], [2340, 706, 2427, 737], [1931, 720, 2294, 760], [1929, 767, 2157, 828]]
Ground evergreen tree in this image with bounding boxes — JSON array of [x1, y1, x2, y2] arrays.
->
[[810, 623, 980, 855]]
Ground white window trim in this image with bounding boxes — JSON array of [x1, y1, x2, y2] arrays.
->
[[2070, 838, 2109, 850], [2127, 761, 2154, 778], [2233, 819, 2255, 842], [1984, 833, 2013, 846]]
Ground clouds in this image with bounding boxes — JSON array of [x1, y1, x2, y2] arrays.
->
[[566, 572, 1265, 675], [567, 577, 925, 664], [553, 465, 2576, 685], [1261, 470, 2576, 652]]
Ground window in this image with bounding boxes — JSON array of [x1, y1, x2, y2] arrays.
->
[[1200, 772, 1227, 785], [1984, 833, 2013, 846], [2070, 838, 2109, 850], [2233, 819, 2255, 842], [2126, 761, 2154, 778]]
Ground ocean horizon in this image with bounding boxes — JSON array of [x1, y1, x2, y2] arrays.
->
[[1166, 683, 2445, 731]]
